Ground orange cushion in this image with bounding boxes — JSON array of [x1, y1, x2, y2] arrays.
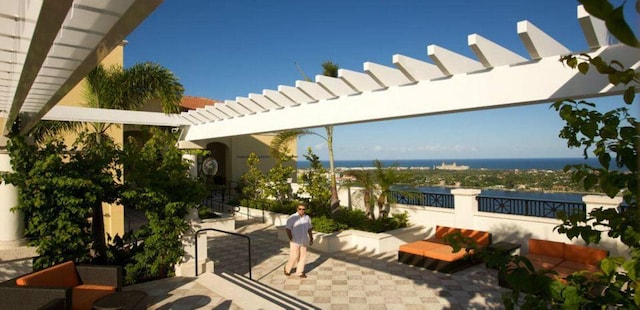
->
[[423, 245, 469, 262], [435, 226, 491, 247], [399, 240, 444, 256], [528, 239, 564, 258], [435, 226, 455, 239], [459, 229, 491, 247], [16, 261, 80, 287], [525, 254, 564, 270], [72, 285, 116, 310], [563, 244, 608, 265]]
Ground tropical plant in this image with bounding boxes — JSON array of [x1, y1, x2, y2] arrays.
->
[[296, 147, 331, 213], [31, 62, 184, 143], [2, 133, 121, 268], [373, 160, 415, 218], [264, 147, 296, 202], [240, 153, 266, 201], [494, 0, 639, 308], [32, 62, 184, 258], [341, 169, 377, 219], [271, 61, 341, 213], [342, 160, 416, 219], [119, 127, 207, 283]]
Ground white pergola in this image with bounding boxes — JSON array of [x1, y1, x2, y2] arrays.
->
[[0, 0, 165, 137], [1, 2, 638, 144]]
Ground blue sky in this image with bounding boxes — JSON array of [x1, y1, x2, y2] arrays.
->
[[124, 1, 638, 161]]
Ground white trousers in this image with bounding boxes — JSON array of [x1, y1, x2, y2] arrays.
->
[[285, 242, 308, 275]]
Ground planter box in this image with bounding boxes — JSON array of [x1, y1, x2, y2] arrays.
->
[[277, 225, 427, 254], [236, 205, 432, 254]]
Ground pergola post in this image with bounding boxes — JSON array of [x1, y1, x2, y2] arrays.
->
[[0, 139, 25, 249]]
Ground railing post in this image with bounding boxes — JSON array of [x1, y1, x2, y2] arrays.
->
[[195, 228, 252, 279], [582, 195, 624, 254], [451, 188, 481, 228]]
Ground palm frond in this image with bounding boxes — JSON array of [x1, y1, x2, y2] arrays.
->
[[121, 62, 184, 114], [29, 120, 83, 143], [269, 129, 316, 158]]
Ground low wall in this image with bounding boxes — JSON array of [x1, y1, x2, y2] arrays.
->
[[239, 206, 427, 254], [276, 225, 428, 254], [338, 186, 627, 257], [177, 213, 236, 276]]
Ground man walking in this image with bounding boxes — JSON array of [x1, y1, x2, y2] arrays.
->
[[284, 202, 313, 278]]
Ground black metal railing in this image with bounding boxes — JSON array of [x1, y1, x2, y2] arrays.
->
[[201, 181, 242, 214], [194, 228, 252, 279], [390, 191, 455, 209], [477, 196, 586, 219]]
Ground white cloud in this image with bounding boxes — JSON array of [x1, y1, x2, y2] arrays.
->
[[313, 142, 327, 151]]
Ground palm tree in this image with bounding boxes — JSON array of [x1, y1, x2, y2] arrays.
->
[[373, 160, 414, 218], [271, 61, 341, 212], [31, 62, 184, 142], [31, 62, 184, 260], [341, 169, 377, 219]]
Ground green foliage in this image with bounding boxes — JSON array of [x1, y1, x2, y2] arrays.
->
[[311, 216, 348, 233], [343, 160, 416, 219], [297, 148, 331, 214], [119, 127, 207, 283], [553, 54, 638, 203], [240, 153, 265, 200], [494, 1, 640, 307], [579, 0, 640, 47], [314, 208, 409, 234], [263, 149, 295, 202], [342, 169, 377, 219], [2, 126, 207, 283], [1, 134, 120, 269]]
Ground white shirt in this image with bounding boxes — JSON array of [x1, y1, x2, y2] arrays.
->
[[286, 213, 313, 245]]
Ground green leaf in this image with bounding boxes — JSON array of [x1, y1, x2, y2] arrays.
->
[[600, 257, 617, 276], [577, 62, 590, 74], [584, 173, 598, 190], [604, 6, 640, 48], [580, 0, 614, 20], [624, 86, 636, 104]]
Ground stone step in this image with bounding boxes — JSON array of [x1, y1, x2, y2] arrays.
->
[[196, 271, 318, 310]]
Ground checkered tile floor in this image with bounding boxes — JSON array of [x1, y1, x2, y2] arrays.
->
[[204, 219, 508, 309]]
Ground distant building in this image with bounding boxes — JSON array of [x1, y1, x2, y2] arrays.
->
[[434, 162, 470, 170]]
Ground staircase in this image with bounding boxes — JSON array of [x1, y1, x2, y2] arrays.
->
[[196, 271, 319, 310]]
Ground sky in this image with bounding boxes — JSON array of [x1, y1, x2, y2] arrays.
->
[[124, 1, 639, 161]]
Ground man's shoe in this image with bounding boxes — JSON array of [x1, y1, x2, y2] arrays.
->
[[298, 273, 307, 278], [283, 266, 290, 276]]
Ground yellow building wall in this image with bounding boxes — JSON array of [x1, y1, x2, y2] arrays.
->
[[55, 43, 126, 240], [207, 133, 297, 183]]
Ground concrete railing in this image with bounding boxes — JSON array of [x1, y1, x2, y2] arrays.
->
[[339, 186, 626, 257]]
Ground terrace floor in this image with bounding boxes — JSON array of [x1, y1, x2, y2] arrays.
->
[[124, 219, 509, 309]]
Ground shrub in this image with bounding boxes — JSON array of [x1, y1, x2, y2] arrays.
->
[[312, 216, 348, 233]]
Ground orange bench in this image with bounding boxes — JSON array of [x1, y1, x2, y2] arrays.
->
[[523, 238, 608, 280], [398, 225, 492, 273], [0, 260, 122, 310]]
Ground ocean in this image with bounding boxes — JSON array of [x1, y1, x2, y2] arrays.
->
[[296, 157, 601, 171], [297, 157, 605, 203]]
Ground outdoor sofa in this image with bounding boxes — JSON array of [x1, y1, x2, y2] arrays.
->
[[521, 238, 607, 280], [0, 260, 122, 310], [398, 225, 492, 273]]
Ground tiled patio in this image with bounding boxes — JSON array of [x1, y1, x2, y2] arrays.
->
[[124, 219, 509, 309]]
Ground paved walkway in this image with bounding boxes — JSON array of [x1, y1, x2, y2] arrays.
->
[[126, 219, 509, 309]]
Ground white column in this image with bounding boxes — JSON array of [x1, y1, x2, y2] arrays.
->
[[0, 145, 25, 249], [583, 195, 626, 257], [451, 188, 481, 229], [182, 153, 200, 221], [175, 152, 211, 275], [183, 153, 198, 179]]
